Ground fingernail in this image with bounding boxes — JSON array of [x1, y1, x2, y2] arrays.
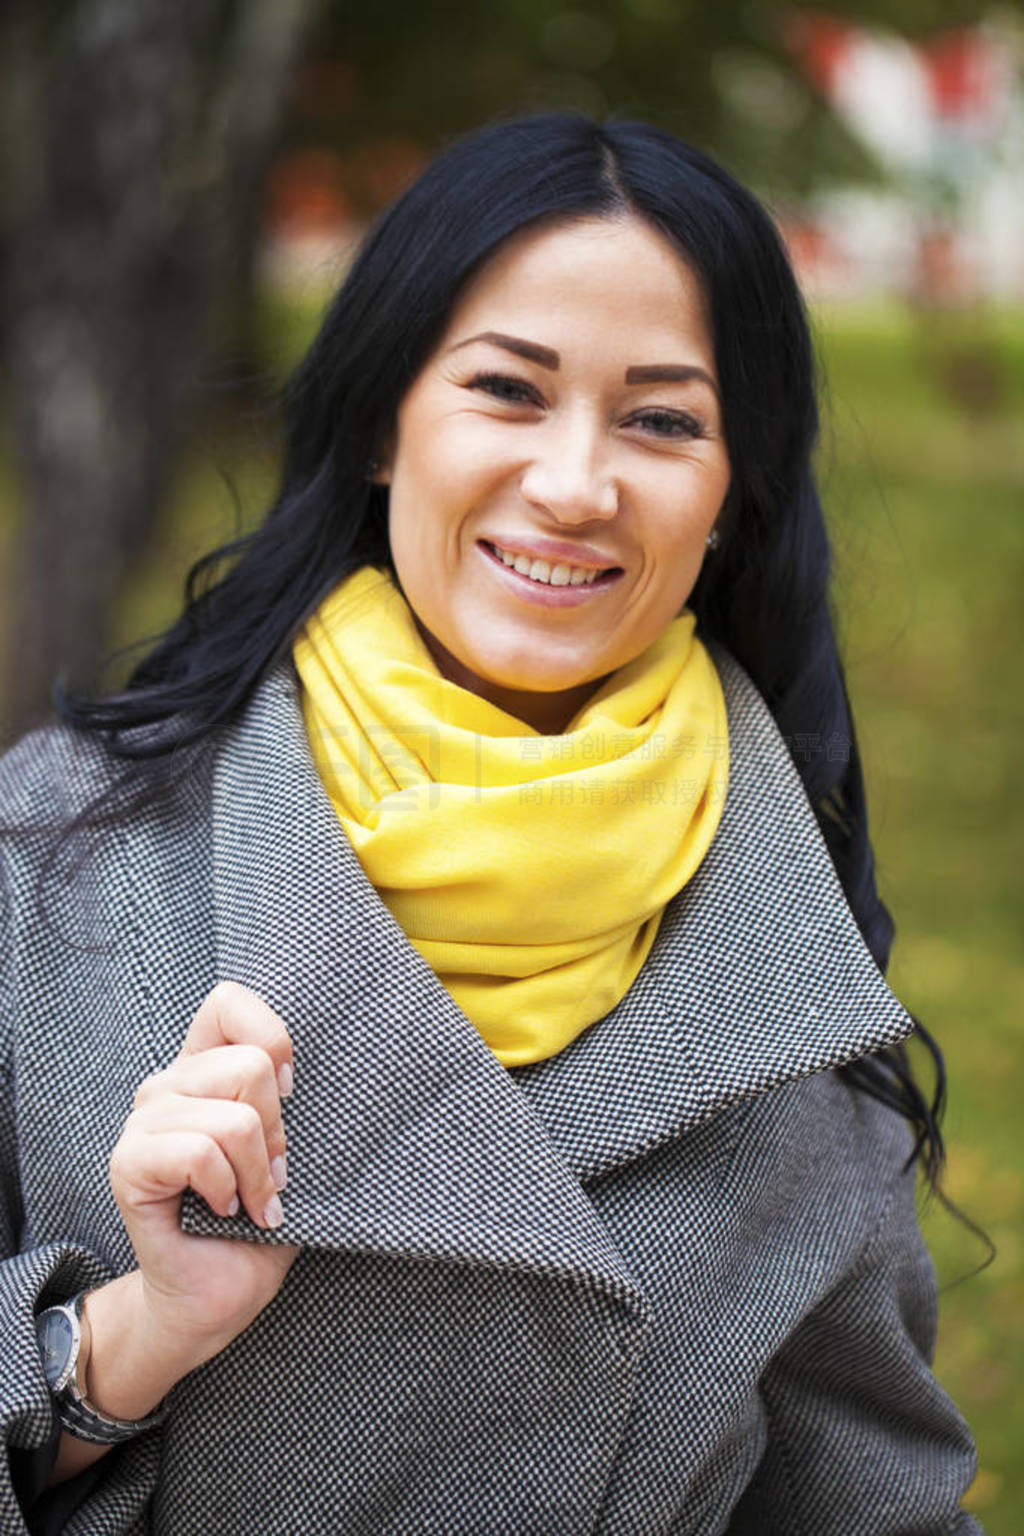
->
[[263, 1195, 284, 1229], [227, 1194, 239, 1217], [277, 1062, 294, 1098], [270, 1154, 288, 1191]]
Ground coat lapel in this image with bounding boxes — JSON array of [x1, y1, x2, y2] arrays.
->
[[514, 651, 914, 1180], [180, 651, 910, 1273], [180, 662, 647, 1356]]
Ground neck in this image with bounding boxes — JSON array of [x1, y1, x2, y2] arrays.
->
[[416, 625, 604, 735]]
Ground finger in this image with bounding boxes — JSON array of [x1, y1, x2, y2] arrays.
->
[[117, 1100, 285, 1229], [111, 1127, 240, 1221], [180, 981, 294, 1098], [135, 1044, 286, 1167]]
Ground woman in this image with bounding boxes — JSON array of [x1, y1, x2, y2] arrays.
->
[[2, 115, 980, 1533]]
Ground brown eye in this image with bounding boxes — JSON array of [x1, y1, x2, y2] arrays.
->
[[469, 372, 544, 407], [630, 408, 706, 439]]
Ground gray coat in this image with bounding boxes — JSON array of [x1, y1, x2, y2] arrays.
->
[[1, 655, 980, 1534]]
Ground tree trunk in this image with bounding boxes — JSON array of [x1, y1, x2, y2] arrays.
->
[[0, 0, 319, 743]]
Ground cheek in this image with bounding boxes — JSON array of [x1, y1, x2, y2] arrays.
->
[[646, 495, 719, 571], [633, 498, 721, 620], [391, 440, 479, 534], [396, 407, 513, 480]]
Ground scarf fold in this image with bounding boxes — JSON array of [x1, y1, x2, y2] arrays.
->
[[293, 567, 728, 1066]]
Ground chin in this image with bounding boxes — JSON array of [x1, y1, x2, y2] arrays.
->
[[473, 658, 602, 694], [463, 635, 604, 687]]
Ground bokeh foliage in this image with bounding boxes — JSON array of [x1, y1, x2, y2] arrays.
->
[[818, 301, 1024, 1532], [283, 0, 1002, 210]]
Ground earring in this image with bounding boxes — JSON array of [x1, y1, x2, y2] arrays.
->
[[367, 458, 380, 475], [705, 528, 721, 551]]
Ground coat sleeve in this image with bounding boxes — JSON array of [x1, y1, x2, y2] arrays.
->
[[727, 1159, 983, 1536], [0, 853, 162, 1535]]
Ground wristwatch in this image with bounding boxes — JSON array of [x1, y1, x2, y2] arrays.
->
[[35, 1291, 167, 1444]]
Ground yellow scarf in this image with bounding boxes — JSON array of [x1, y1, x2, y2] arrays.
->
[[293, 567, 728, 1066]]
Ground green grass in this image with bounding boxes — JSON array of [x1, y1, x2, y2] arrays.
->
[[815, 303, 1024, 1532], [2, 296, 1022, 1528]]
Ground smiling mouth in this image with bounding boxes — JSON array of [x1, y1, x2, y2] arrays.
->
[[483, 541, 621, 588]]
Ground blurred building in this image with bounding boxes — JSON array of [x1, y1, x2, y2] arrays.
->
[[258, 13, 1024, 307], [785, 13, 1024, 302]]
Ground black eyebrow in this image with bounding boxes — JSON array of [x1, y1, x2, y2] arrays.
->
[[448, 331, 560, 370], [448, 333, 719, 399], [625, 364, 719, 397]]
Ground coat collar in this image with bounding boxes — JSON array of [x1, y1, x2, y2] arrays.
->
[[183, 653, 910, 1293], [197, 659, 646, 1334], [514, 650, 913, 1179]]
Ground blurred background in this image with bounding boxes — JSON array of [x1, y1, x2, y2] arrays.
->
[[1, 0, 1021, 1525]]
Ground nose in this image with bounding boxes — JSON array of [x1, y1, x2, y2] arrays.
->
[[519, 413, 618, 524]]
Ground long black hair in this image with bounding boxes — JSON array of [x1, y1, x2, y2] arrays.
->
[[55, 113, 944, 1180]]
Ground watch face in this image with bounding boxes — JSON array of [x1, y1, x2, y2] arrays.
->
[[37, 1307, 77, 1394]]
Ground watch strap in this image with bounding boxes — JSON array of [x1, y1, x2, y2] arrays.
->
[[37, 1292, 168, 1445]]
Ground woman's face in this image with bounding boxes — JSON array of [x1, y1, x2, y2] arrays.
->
[[379, 215, 731, 732]]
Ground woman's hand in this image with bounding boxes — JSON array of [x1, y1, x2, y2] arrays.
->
[[51, 983, 299, 1483], [108, 979, 298, 1351]]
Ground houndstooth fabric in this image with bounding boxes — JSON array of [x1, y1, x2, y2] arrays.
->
[[0, 654, 981, 1534]]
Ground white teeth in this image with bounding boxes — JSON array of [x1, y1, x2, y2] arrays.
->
[[491, 543, 608, 588]]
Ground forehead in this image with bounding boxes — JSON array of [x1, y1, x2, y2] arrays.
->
[[437, 215, 713, 360]]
